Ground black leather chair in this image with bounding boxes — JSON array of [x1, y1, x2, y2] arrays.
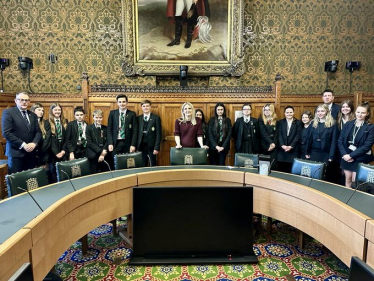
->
[[6, 167, 49, 197], [291, 158, 326, 180], [114, 152, 143, 170], [234, 153, 259, 168], [170, 147, 207, 165], [56, 157, 91, 182], [352, 163, 374, 194]]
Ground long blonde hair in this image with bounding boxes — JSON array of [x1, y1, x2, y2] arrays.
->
[[178, 102, 197, 125], [48, 103, 68, 135], [312, 104, 335, 128], [262, 103, 277, 126]]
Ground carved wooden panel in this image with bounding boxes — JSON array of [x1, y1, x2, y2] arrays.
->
[[88, 103, 112, 125]]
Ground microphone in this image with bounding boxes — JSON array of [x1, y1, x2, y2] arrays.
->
[[17, 187, 43, 212], [147, 154, 153, 168], [346, 181, 369, 204], [103, 160, 114, 178], [307, 166, 323, 187], [60, 169, 77, 191], [268, 159, 275, 175], [226, 154, 238, 169]]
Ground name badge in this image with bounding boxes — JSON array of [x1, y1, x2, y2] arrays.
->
[[316, 139, 321, 142], [348, 144, 357, 151]]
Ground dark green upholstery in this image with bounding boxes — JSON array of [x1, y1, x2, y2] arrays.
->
[[56, 157, 91, 182], [6, 167, 49, 197], [234, 153, 259, 167], [291, 158, 326, 180], [114, 152, 143, 170], [170, 147, 207, 165]]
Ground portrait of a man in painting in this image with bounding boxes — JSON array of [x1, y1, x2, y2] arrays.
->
[[136, 0, 228, 62]]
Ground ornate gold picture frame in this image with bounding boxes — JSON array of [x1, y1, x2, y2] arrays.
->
[[121, 0, 244, 76]]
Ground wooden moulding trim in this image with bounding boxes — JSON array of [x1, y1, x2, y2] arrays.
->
[[24, 175, 137, 244], [367, 242, 374, 268], [253, 186, 364, 266], [88, 92, 276, 100], [31, 189, 132, 281], [136, 169, 245, 186], [366, 220, 374, 242], [0, 229, 32, 281], [245, 173, 370, 234]]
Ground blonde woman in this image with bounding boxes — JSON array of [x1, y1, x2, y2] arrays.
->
[[305, 104, 338, 163], [174, 102, 204, 148], [259, 104, 278, 163], [31, 103, 50, 166]]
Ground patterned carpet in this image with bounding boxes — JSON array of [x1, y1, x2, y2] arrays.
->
[[55, 219, 349, 281]]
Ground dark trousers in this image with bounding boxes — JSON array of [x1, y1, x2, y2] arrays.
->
[[209, 149, 228, 166], [113, 140, 130, 155], [89, 155, 110, 174], [74, 145, 86, 159], [139, 144, 157, 167], [48, 154, 67, 183], [8, 153, 37, 174]]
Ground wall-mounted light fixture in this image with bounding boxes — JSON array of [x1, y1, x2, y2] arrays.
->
[[346, 61, 361, 94], [48, 53, 57, 64], [346, 61, 360, 73], [324, 60, 339, 89], [0, 58, 10, 93], [180, 65, 188, 87], [18, 57, 34, 93]]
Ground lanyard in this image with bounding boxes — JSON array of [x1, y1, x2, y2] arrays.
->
[[352, 122, 363, 144]]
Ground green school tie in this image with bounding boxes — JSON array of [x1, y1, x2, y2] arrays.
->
[[120, 112, 126, 139]]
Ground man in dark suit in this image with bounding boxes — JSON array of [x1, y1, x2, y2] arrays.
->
[[86, 109, 109, 173], [321, 89, 340, 120], [233, 103, 260, 154], [1, 92, 42, 174], [136, 100, 162, 166], [66, 107, 87, 160], [107, 94, 138, 157]]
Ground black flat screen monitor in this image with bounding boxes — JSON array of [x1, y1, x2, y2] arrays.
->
[[349, 256, 374, 281], [130, 186, 258, 265]]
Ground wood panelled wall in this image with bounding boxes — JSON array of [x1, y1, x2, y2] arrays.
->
[[0, 80, 371, 168]]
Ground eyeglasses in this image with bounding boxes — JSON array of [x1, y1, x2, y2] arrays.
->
[[16, 99, 30, 103]]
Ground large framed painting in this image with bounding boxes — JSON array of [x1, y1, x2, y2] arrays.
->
[[121, 0, 244, 76]]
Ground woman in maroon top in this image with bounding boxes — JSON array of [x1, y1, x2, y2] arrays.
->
[[174, 102, 204, 148]]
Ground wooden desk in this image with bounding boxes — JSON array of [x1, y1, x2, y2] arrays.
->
[[245, 173, 371, 266], [0, 229, 32, 281], [366, 220, 374, 268], [1, 167, 374, 281]]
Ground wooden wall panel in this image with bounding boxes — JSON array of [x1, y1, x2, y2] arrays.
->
[[0, 89, 372, 169], [88, 102, 112, 125]]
